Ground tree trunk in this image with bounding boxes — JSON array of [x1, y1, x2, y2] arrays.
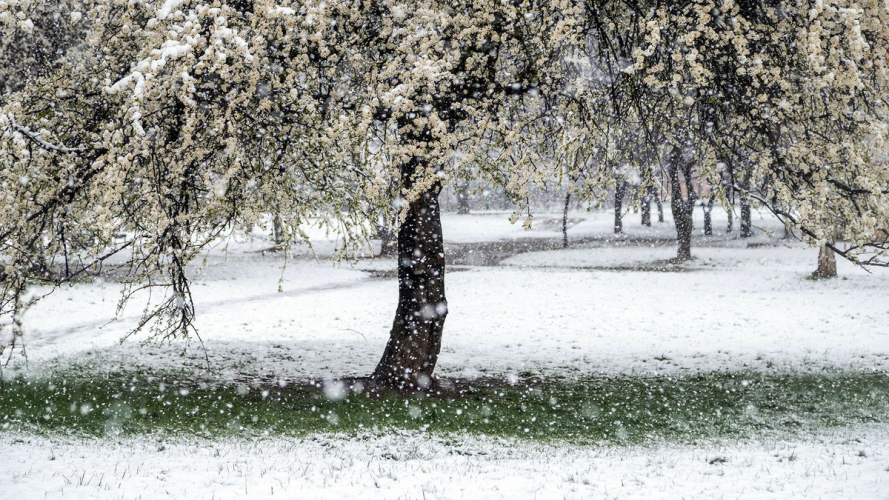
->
[[726, 201, 733, 233], [668, 147, 693, 261], [740, 200, 751, 237], [272, 215, 284, 244], [614, 180, 625, 234], [456, 182, 470, 214], [672, 201, 693, 261], [654, 187, 664, 222], [641, 185, 652, 227], [562, 192, 571, 248], [740, 175, 752, 238], [702, 197, 714, 236], [813, 244, 837, 278], [371, 177, 447, 389]]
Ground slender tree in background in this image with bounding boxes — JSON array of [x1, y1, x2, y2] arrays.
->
[[641, 184, 653, 227], [654, 186, 665, 223], [739, 175, 753, 238], [455, 182, 471, 215], [702, 195, 714, 237], [613, 175, 627, 234], [562, 192, 572, 248]]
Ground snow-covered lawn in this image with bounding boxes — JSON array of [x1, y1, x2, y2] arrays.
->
[[3, 426, 888, 499], [3, 209, 889, 499]]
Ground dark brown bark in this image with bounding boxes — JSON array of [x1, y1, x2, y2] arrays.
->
[[667, 146, 695, 261], [562, 192, 571, 248], [813, 244, 837, 278], [456, 182, 471, 214], [371, 174, 447, 389], [702, 196, 714, 236], [272, 216, 283, 244], [654, 187, 664, 222], [740, 174, 752, 238], [726, 201, 733, 232], [641, 185, 652, 227], [614, 180, 626, 234]]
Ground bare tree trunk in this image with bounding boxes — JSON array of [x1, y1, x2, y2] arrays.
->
[[654, 187, 664, 222], [372, 169, 447, 389], [740, 200, 751, 237], [641, 185, 652, 227], [668, 147, 694, 261], [376, 181, 399, 257], [726, 201, 733, 233], [272, 215, 283, 244], [562, 192, 571, 248], [702, 197, 714, 236], [456, 182, 470, 215], [813, 244, 837, 278], [614, 180, 626, 234], [740, 174, 752, 238]]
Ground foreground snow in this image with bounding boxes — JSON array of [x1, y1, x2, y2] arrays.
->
[[2, 426, 888, 499]]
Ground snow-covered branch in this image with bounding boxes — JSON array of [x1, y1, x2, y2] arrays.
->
[[3, 115, 105, 155]]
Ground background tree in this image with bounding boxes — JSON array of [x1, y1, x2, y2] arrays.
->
[[625, 0, 889, 265]]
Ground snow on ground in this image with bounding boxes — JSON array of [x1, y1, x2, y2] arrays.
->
[[3, 208, 889, 498], [15, 207, 887, 380], [2, 426, 888, 499]]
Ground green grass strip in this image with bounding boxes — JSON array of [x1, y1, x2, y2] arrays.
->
[[1, 370, 887, 443]]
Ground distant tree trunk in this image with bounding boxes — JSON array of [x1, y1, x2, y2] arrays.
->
[[376, 181, 399, 257], [654, 187, 664, 222], [726, 201, 733, 233], [702, 196, 714, 236], [272, 215, 283, 244], [740, 174, 752, 238], [641, 185, 652, 227], [667, 146, 695, 261], [372, 162, 447, 389], [562, 192, 571, 248], [456, 182, 470, 214], [813, 244, 837, 278], [614, 180, 626, 234]]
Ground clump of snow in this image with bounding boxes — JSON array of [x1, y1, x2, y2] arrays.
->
[[322, 379, 347, 401]]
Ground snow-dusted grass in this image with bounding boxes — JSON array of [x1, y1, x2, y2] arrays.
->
[[3, 367, 886, 443], [2, 426, 888, 499], [2, 208, 889, 498]]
